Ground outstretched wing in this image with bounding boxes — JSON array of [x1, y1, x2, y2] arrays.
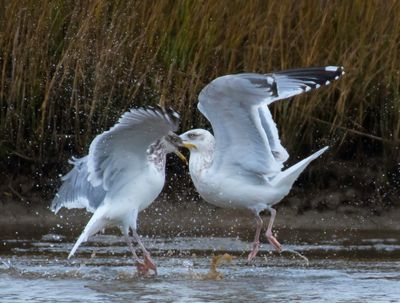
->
[[52, 106, 180, 213], [269, 66, 345, 103], [51, 156, 105, 214], [87, 106, 180, 190], [257, 105, 289, 163], [198, 66, 344, 176]]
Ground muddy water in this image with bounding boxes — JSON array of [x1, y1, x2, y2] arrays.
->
[[1, 231, 400, 302]]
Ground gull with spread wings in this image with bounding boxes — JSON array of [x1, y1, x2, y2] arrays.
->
[[51, 106, 187, 274], [180, 66, 345, 260]]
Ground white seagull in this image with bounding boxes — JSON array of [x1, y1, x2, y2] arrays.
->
[[180, 66, 345, 260], [51, 106, 187, 274]]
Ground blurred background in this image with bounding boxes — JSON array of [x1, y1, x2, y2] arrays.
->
[[0, 0, 399, 234]]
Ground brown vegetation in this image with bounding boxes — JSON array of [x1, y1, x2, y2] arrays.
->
[[0, 0, 399, 172]]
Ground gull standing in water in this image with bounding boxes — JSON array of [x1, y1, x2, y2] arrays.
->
[[52, 106, 187, 274], [180, 66, 345, 260]]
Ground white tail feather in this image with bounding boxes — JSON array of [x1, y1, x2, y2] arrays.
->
[[270, 146, 329, 188], [68, 210, 107, 259]]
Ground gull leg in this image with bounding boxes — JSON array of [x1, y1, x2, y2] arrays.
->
[[123, 232, 140, 260], [265, 207, 282, 252], [122, 227, 148, 275], [132, 229, 157, 275], [247, 214, 263, 261]]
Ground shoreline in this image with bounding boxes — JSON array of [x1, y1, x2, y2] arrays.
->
[[1, 198, 399, 240], [1, 157, 399, 239]]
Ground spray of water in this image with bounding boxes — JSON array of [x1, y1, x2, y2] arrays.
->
[[280, 248, 309, 266]]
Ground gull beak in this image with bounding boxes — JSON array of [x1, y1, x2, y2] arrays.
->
[[183, 142, 197, 150], [174, 150, 188, 165]]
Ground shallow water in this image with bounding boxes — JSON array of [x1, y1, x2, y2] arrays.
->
[[1, 231, 400, 302]]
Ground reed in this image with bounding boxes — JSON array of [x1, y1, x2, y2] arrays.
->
[[0, 0, 399, 170]]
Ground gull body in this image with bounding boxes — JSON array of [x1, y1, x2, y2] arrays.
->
[[51, 106, 184, 274], [180, 66, 344, 259], [186, 130, 327, 213]]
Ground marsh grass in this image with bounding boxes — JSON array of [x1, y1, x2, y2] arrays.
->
[[0, 0, 399, 169]]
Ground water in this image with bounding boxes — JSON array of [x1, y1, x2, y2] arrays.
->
[[1, 231, 400, 302]]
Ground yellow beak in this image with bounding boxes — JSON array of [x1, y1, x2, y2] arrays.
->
[[174, 150, 188, 165], [183, 142, 197, 150]]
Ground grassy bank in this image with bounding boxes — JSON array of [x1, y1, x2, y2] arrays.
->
[[0, 0, 399, 176]]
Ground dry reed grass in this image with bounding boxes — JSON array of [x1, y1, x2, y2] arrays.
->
[[0, 0, 399, 169]]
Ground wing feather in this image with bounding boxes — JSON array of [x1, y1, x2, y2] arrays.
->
[[198, 66, 344, 176], [51, 156, 106, 213], [87, 106, 179, 190], [270, 66, 345, 103], [52, 106, 180, 213], [258, 106, 289, 163]]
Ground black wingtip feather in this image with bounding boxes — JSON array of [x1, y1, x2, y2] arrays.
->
[[273, 66, 345, 92], [275, 66, 344, 80]]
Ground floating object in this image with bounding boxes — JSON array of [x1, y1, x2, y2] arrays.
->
[[187, 253, 233, 280], [205, 253, 234, 280]]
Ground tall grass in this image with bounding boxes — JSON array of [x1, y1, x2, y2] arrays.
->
[[0, 0, 399, 169]]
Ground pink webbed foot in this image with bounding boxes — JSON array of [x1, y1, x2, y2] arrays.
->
[[144, 253, 157, 274], [135, 261, 149, 276], [266, 230, 282, 252], [247, 241, 260, 261], [135, 253, 157, 276]]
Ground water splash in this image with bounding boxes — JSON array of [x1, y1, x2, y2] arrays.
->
[[280, 248, 310, 266]]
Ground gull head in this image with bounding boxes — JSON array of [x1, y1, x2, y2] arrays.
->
[[163, 132, 188, 164], [179, 129, 214, 153]]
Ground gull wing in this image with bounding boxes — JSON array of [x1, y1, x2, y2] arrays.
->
[[87, 106, 180, 190], [51, 107, 180, 213], [269, 66, 345, 103], [198, 66, 344, 176], [257, 105, 289, 163], [51, 156, 105, 214]]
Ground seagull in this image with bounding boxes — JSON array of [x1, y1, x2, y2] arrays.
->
[[179, 66, 345, 260], [51, 106, 188, 274]]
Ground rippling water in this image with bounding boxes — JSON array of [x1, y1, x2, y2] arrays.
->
[[1, 231, 400, 302]]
